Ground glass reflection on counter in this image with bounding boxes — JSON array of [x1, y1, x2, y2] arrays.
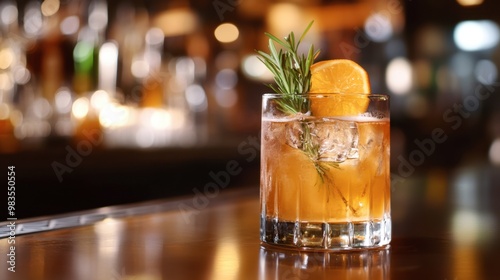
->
[[259, 248, 390, 280], [212, 241, 241, 280], [449, 165, 498, 280], [451, 166, 497, 246]]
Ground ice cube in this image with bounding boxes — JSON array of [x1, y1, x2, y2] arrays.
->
[[285, 121, 306, 149], [285, 118, 359, 163], [314, 119, 359, 162], [347, 122, 359, 159]]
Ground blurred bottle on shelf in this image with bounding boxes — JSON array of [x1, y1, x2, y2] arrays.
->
[[0, 0, 245, 153], [0, 1, 26, 152], [69, 0, 109, 147]]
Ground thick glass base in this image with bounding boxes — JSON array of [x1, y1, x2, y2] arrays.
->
[[260, 215, 391, 251]]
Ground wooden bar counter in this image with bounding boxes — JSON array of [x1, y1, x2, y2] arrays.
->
[[1, 163, 500, 279]]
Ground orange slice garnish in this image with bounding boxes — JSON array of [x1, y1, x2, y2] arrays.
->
[[309, 59, 371, 117]]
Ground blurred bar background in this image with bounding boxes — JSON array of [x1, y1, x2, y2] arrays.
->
[[1, 0, 500, 218]]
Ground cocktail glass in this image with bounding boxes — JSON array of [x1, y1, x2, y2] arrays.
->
[[260, 93, 390, 250]]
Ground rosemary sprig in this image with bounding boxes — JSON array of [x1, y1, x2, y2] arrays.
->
[[256, 21, 319, 115]]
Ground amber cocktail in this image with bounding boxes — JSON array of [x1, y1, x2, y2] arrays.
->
[[260, 93, 390, 250]]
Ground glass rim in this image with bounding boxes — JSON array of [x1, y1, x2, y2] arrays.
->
[[262, 92, 389, 99]]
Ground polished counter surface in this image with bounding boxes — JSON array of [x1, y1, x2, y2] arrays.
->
[[1, 164, 500, 279]]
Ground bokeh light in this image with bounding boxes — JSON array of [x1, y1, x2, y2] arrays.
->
[[454, 20, 500, 51], [89, 0, 108, 32], [60, 16, 80, 35], [32, 97, 52, 119], [131, 56, 150, 79], [474, 59, 497, 85], [214, 23, 240, 44], [149, 109, 171, 130], [0, 103, 10, 120], [185, 84, 207, 112], [154, 8, 197, 37], [146, 28, 165, 46], [215, 69, 238, 90], [72, 97, 90, 120], [90, 90, 111, 111], [364, 12, 393, 43], [386, 57, 413, 95], [98, 42, 119, 90], [41, 0, 60, 17], [0, 72, 13, 91], [175, 57, 195, 86], [24, 2, 43, 36], [139, 108, 170, 130], [241, 54, 273, 81], [55, 88, 73, 114], [489, 138, 500, 165], [0, 47, 15, 70], [0, 2, 18, 26], [456, 0, 483, 6], [136, 127, 155, 148], [267, 3, 304, 37], [13, 65, 31, 85], [99, 103, 131, 128]]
